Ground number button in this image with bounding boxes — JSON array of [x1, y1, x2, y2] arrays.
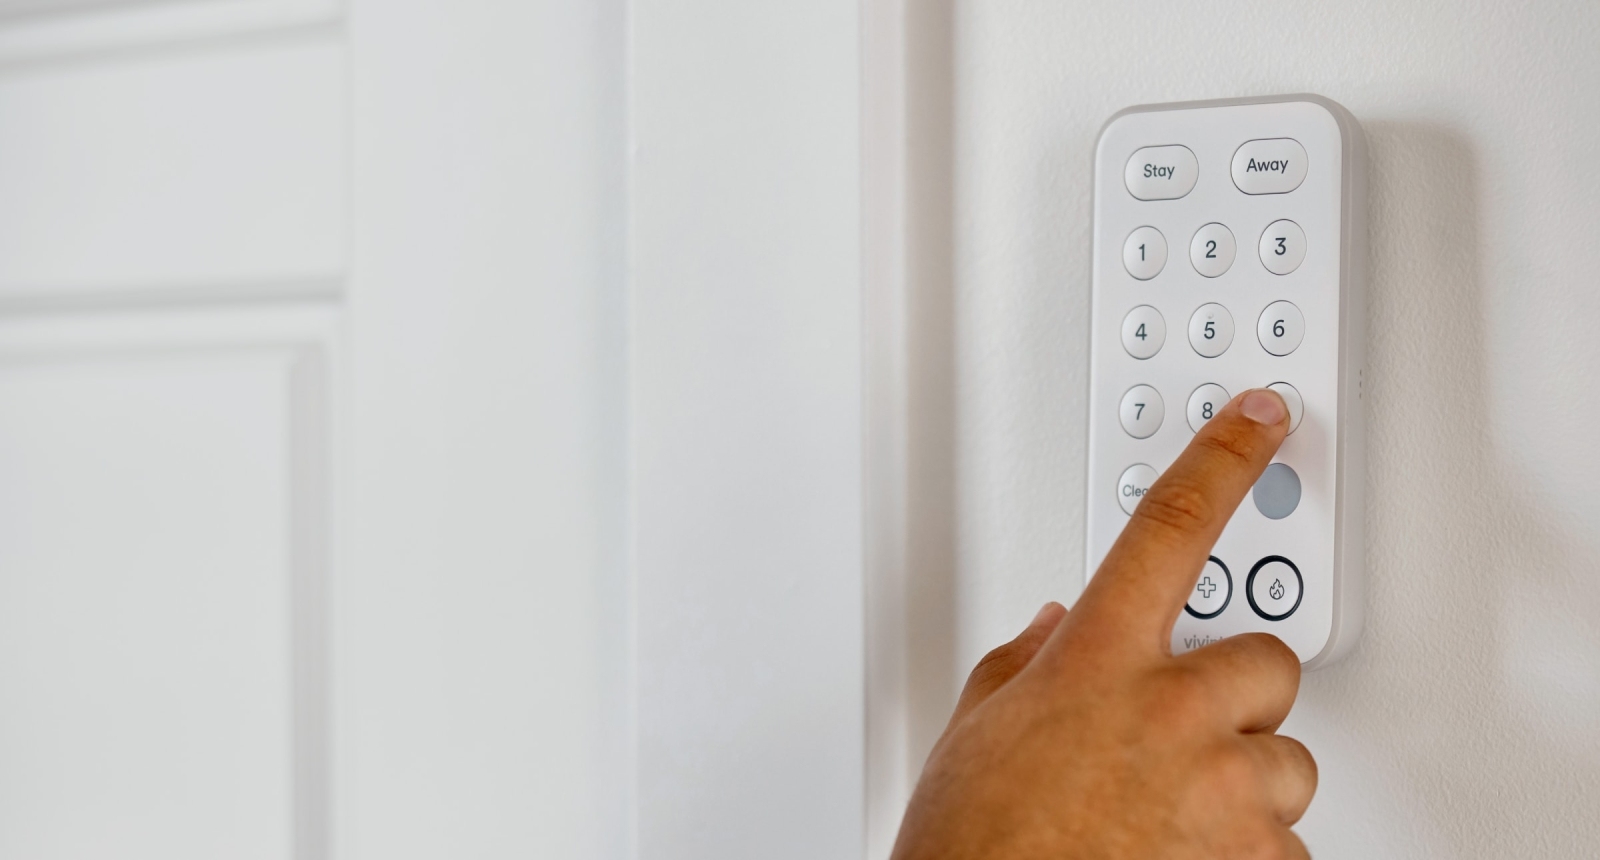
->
[[1187, 383, 1230, 432], [1121, 305, 1166, 359], [1258, 219, 1306, 275], [1258, 301, 1305, 356], [1189, 223, 1235, 278], [1267, 382, 1304, 433], [1119, 384, 1164, 439], [1187, 303, 1234, 358], [1123, 226, 1167, 280]]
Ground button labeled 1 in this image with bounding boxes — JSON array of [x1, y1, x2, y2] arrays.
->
[[1124, 226, 1167, 280], [1119, 384, 1164, 439]]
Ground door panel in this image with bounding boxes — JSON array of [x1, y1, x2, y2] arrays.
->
[[0, 330, 331, 859]]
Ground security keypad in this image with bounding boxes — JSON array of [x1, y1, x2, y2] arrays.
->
[[1086, 96, 1367, 669]]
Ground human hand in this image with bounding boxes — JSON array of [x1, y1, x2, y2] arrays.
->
[[891, 388, 1313, 860]]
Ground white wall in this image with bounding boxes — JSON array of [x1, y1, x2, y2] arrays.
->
[[900, 1, 1600, 856]]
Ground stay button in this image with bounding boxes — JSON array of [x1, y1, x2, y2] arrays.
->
[[1231, 138, 1308, 194]]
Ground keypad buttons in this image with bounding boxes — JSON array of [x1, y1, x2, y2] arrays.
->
[[1267, 382, 1304, 434], [1258, 301, 1305, 356], [1189, 223, 1236, 278], [1247, 556, 1303, 621], [1119, 385, 1164, 439], [1124, 145, 1198, 200], [1116, 463, 1158, 515], [1187, 383, 1230, 432], [1259, 219, 1306, 275], [1185, 556, 1232, 619], [1123, 226, 1167, 280], [1253, 463, 1302, 520], [1121, 305, 1166, 359], [1188, 303, 1234, 357], [1231, 139, 1309, 195]]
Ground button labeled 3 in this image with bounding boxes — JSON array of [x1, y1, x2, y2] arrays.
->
[[1259, 220, 1306, 275]]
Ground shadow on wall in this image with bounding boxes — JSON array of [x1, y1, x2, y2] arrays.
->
[[1291, 121, 1600, 858], [903, 0, 960, 775]]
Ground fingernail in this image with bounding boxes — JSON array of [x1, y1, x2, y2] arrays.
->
[[1240, 389, 1287, 426]]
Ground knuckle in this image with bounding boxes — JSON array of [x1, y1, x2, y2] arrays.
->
[[965, 642, 1021, 691], [1132, 478, 1215, 535]]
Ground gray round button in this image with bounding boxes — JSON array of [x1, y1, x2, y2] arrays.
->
[[1252, 462, 1301, 520]]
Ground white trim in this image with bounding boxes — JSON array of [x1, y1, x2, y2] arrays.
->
[[0, 0, 340, 65]]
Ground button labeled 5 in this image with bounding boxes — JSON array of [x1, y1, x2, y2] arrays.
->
[[1188, 303, 1234, 357]]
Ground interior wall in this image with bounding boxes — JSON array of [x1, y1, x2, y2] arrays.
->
[[907, 1, 1600, 856]]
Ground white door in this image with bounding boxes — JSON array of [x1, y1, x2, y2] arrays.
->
[[0, 2, 628, 857]]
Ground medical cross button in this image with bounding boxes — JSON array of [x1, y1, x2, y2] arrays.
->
[[1184, 556, 1232, 620]]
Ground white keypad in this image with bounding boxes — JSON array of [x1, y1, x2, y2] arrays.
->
[[1088, 96, 1368, 668], [1187, 383, 1230, 432], [1123, 226, 1167, 280], [1119, 384, 1164, 438], [1121, 305, 1166, 359], [1188, 303, 1234, 357], [1189, 223, 1236, 278], [1258, 300, 1305, 356], [1258, 219, 1306, 275]]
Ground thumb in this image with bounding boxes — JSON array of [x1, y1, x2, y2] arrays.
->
[[945, 602, 1068, 729]]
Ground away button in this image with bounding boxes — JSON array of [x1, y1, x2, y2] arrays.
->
[[1231, 138, 1308, 194]]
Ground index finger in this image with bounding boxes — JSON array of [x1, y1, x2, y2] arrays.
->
[[1072, 388, 1290, 650]]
